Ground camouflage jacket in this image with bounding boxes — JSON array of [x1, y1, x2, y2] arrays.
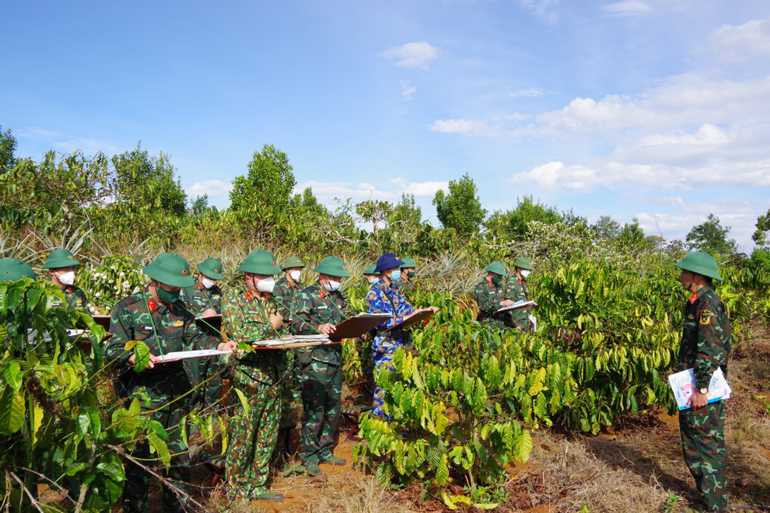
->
[[365, 281, 414, 331], [675, 285, 732, 390], [291, 282, 349, 365], [52, 284, 90, 311], [106, 287, 221, 370], [181, 282, 223, 316], [505, 277, 530, 329], [222, 284, 288, 384], [273, 276, 303, 325], [474, 278, 511, 329]]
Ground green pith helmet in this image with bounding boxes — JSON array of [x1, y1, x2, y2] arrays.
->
[[400, 257, 418, 269], [238, 250, 282, 275], [363, 264, 377, 275], [143, 253, 195, 288], [197, 257, 224, 280], [674, 252, 723, 281], [42, 248, 80, 269], [313, 256, 350, 278], [511, 257, 534, 271], [0, 258, 36, 281], [282, 256, 306, 270], [484, 261, 507, 276]]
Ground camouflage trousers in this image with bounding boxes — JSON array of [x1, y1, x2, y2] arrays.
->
[[121, 366, 192, 513], [298, 357, 343, 464], [679, 401, 727, 512], [225, 365, 281, 500], [372, 335, 404, 418], [184, 354, 226, 411]]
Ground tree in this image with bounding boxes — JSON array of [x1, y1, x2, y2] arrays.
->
[[484, 195, 563, 242], [433, 173, 486, 236], [753, 208, 770, 247], [230, 144, 296, 214], [356, 199, 393, 237], [686, 214, 737, 255], [592, 215, 621, 240], [0, 125, 17, 172], [618, 218, 646, 247]]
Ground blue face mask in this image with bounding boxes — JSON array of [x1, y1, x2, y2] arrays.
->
[[390, 270, 401, 281]]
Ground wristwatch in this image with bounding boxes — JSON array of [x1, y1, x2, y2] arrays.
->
[[699, 387, 708, 394]]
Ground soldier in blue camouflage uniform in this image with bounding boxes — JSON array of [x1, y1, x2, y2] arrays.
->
[[674, 252, 732, 512], [42, 248, 91, 311], [0, 258, 35, 282], [181, 257, 226, 411], [475, 261, 515, 330], [366, 253, 437, 417], [222, 250, 288, 502], [106, 253, 237, 513], [288, 256, 350, 476], [505, 256, 534, 331]]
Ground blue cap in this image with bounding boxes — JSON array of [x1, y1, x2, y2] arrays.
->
[[374, 253, 405, 273]]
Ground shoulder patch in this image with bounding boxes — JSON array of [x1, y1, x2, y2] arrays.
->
[[688, 292, 698, 304], [699, 309, 712, 325]]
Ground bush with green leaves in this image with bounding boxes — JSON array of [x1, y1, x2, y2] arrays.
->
[[77, 256, 146, 314]]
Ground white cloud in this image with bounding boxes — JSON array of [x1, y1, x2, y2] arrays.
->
[[17, 127, 59, 139], [430, 119, 489, 135], [53, 137, 119, 155], [646, 196, 684, 207], [379, 42, 439, 69], [185, 180, 233, 198], [519, 0, 560, 23], [295, 178, 448, 203], [400, 80, 416, 101], [601, 0, 652, 17], [709, 18, 770, 63], [507, 88, 544, 98]]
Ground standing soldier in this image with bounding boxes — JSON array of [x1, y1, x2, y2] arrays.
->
[[105, 253, 236, 513], [181, 257, 226, 411], [475, 262, 515, 330], [42, 248, 90, 310], [506, 257, 534, 331], [274, 256, 305, 324], [673, 252, 731, 512], [398, 257, 419, 297], [0, 258, 35, 282], [288, 256, 350, 476], [363, 264, 379, 285], [222, 250, 287, 502], [366, 253, 437, 417]]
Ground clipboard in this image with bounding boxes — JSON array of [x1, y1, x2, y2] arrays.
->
[[91, 315, 112, 329], [329, 313, 391, 340], [496, 300, 537, 313], [196, 314, 222, 328], [386, 309, 438, 332]]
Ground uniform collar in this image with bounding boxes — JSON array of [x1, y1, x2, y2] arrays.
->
[[688, 285, 712, 304]]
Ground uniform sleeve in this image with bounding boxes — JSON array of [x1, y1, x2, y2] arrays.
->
[[475, 282, 496, 312], [694, 297, 727, 389], [106, 303, 133, 367], [291, 290, 316, 335], [222, 292, 278, 343], [184, 315, 221, 351]]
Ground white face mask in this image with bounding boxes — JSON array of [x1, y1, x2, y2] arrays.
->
[[201, 277, 217, 289], [521, 270, 531, 278], [58, 271, 75, 286], [324, 279, 341, 292], [256, 276, 276, 293], [289, 270, 301, 281]]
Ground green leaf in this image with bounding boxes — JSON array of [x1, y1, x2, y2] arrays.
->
[[0, 386, 25, 435], [435, 453, 449, 485], [147, 429, 171, 466], [133, 340, 151, 373], [97, 461, 126, 482], [4, 360, 23, 390], [233, 387, 250, 417], [64, 462, 89, 476]]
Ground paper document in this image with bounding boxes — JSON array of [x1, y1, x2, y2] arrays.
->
[[155, 349, 232, 363], [528, 315, 537, 333], [252, 335, 333, 348], [496, 300, 537, 313], [668, 367, 731, 411]]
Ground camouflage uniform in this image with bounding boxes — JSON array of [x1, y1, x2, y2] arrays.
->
[[365, 281, 414, 417], [222, 285, 288, 500], [273, 275, 304, 424], [106, 288, 221, 513], [181, 282, 225, 409], [50, 284, 90, 310], [474, 278, 512, 330], [273, 276, 303, 324], [505, 276, 531, 330], [291, 282, 348, 464], [675, 285, 731, 512]]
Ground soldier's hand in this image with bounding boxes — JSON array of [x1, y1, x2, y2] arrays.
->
[[424, 306, 440, 314], [128, 352, 159, 370], [689, 391, 708, 409], [217, 341, 238, 354], [203, 308, 217, 317], [269, 312, 283, 329], [500, 300, 514, 307], [318, 323, 336, 335]]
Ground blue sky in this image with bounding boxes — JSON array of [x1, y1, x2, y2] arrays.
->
[[3, 0, 770, 249]]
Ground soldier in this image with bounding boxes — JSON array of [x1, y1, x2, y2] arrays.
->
[[274, 256, 305, 325], [222, 250, 287, 502], [398, 257, 419, 296], [506, 256, 534, 331], [288, 256, 350, 476], [0, 258, 35, 282], [673, 252, 731, 512], [42, 248, 90, 310], [366, 253, 437, 417], [363, 264, 379, 285], [181, 257, 226, 412], [105, 253, 237, 513], [475, 262, 515, 330], [181, 257, 224, 317]]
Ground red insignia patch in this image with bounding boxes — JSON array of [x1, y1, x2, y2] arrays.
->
[[271, 260, 276, 265], [147, 298, 157, 313], [182, 270, 188, 276], [688, 292, 698, 304], [68, 255, 73, 259]]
